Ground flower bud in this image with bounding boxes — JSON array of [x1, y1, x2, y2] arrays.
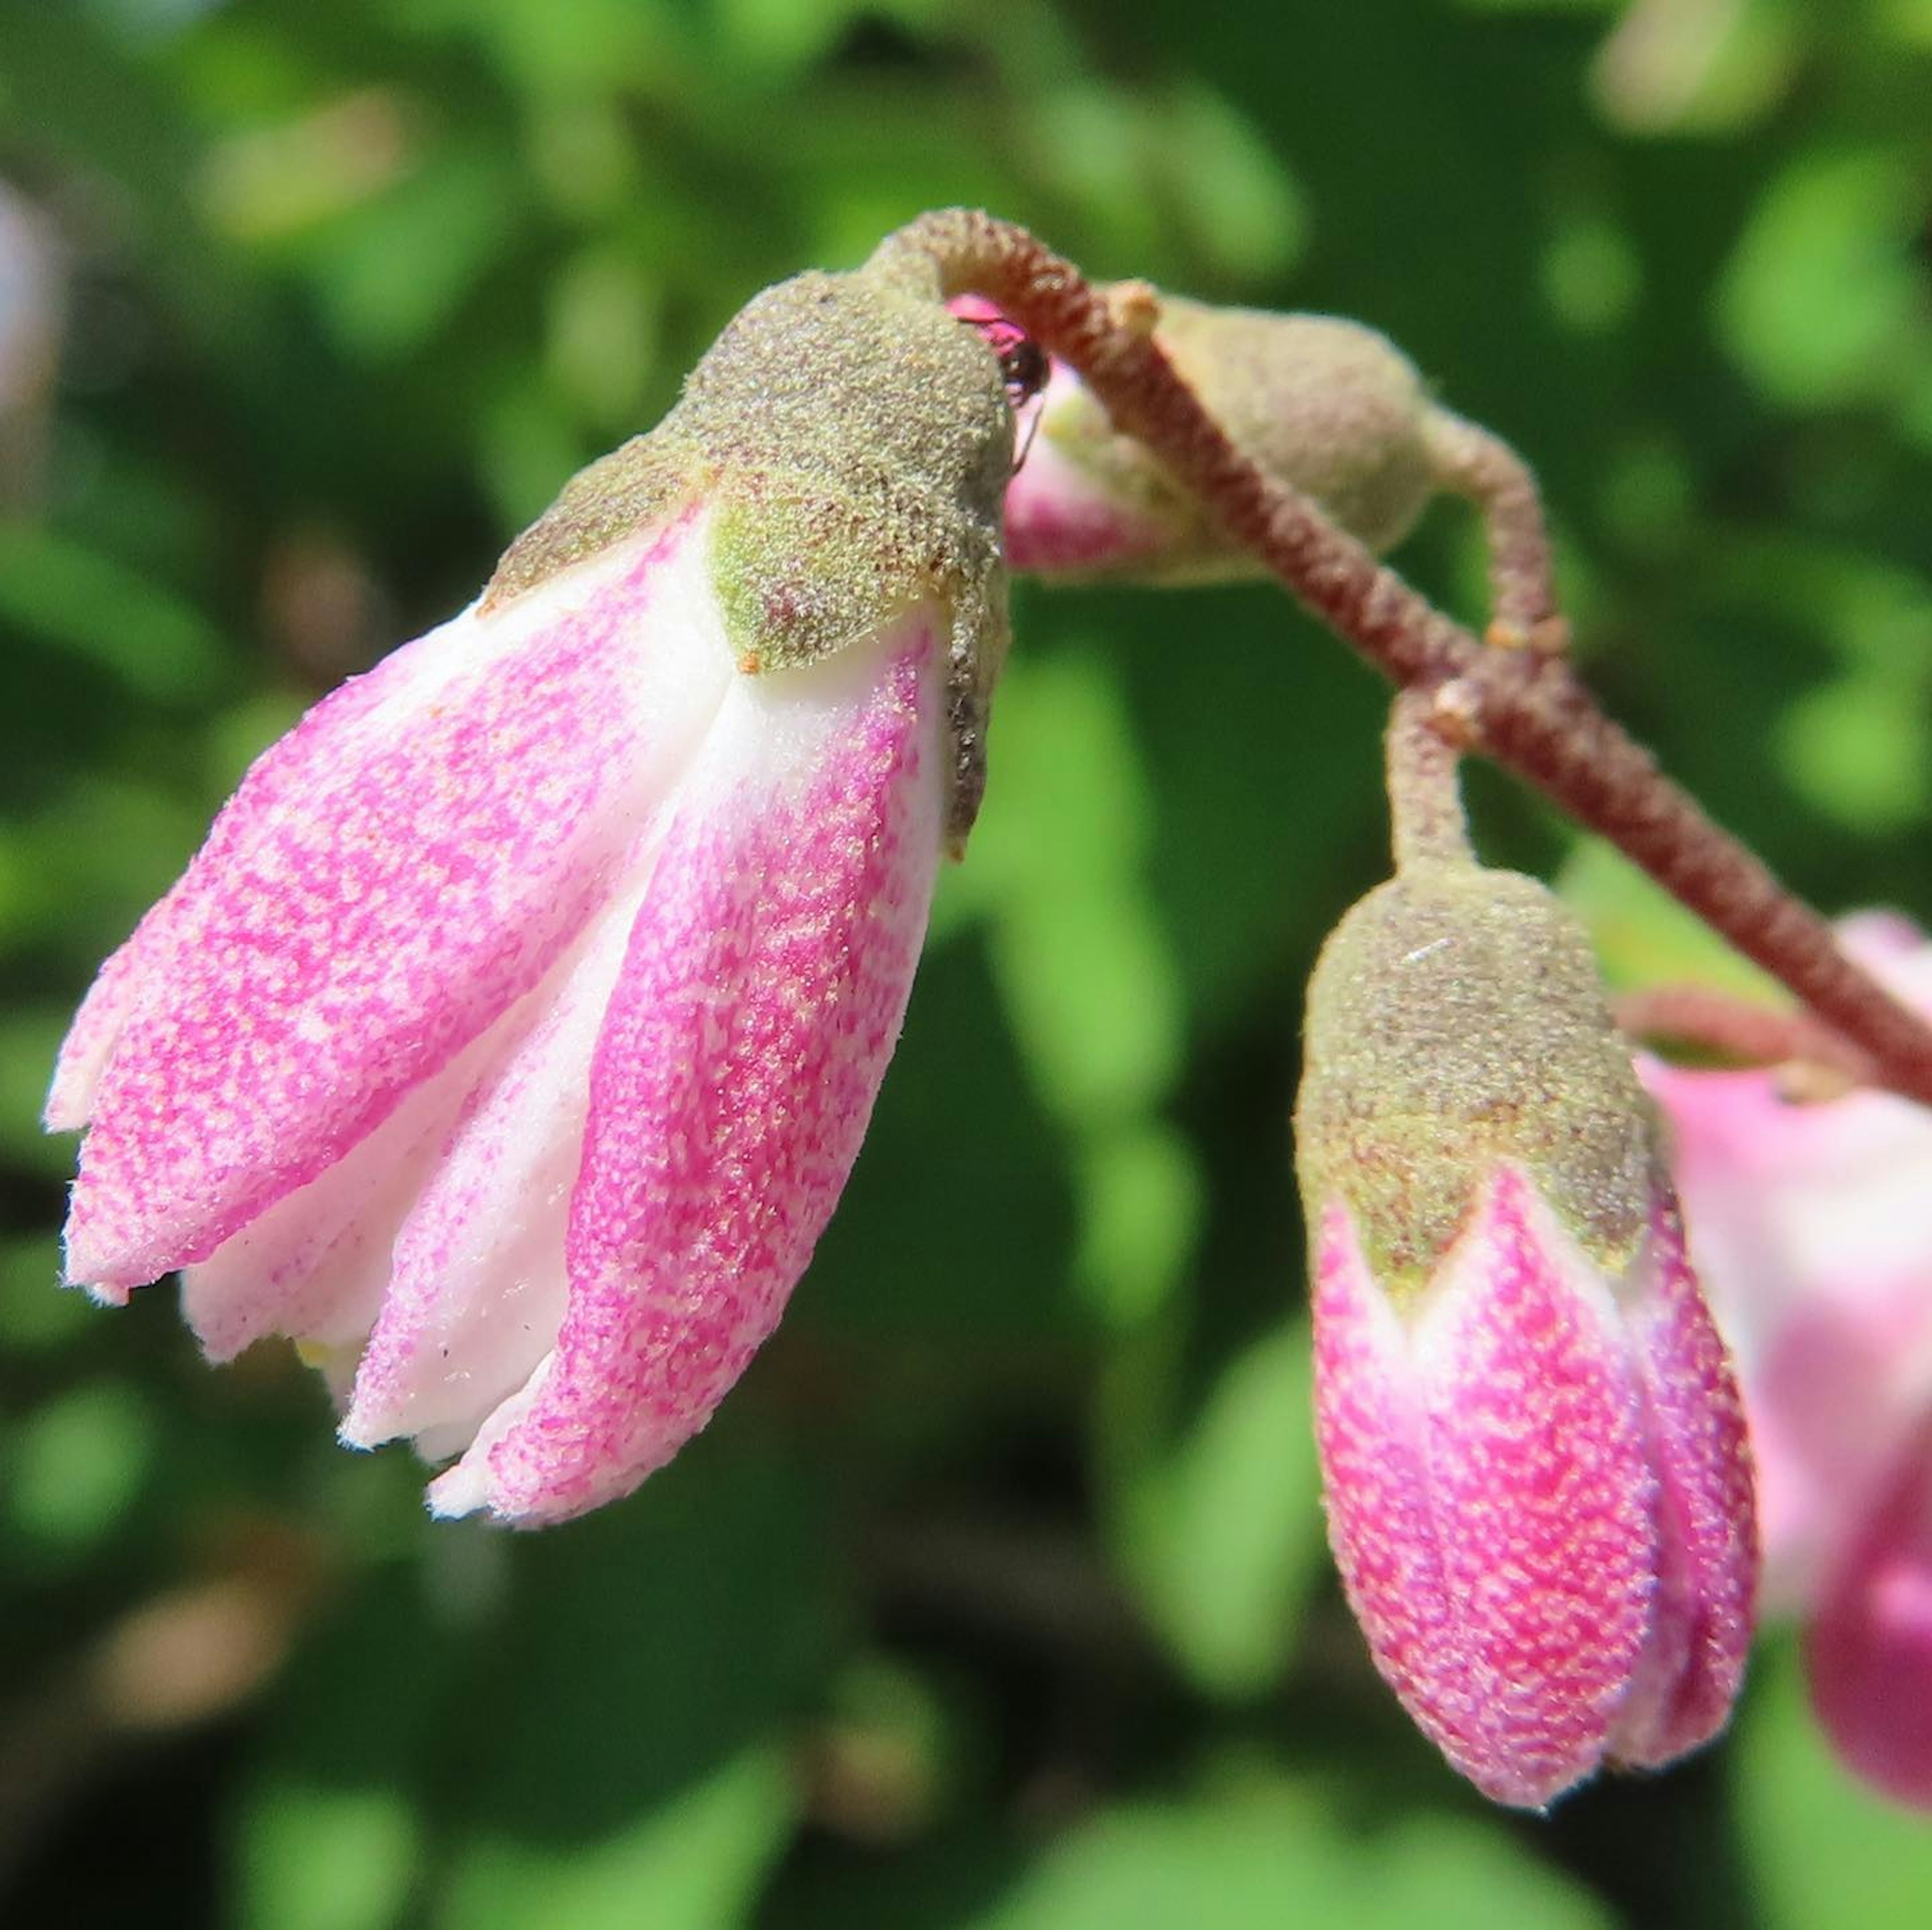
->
[[998, 294, 1440, 582], [1296, 838, 1757, 1807]]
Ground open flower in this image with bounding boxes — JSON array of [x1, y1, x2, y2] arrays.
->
[[48, 261, 1015, 1526], [1297, 841, 1757, 1808], [1644, 912, 1932, 1805]]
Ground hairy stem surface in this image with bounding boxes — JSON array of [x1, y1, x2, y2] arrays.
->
[[873, 209, 1932, 1107]]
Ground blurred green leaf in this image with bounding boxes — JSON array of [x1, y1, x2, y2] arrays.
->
[[3, 1380, 154, 1554], [1735, 1635, 1932, 1928], [967, 649, 1181, 1124], [0, 1235, 90, 1353], [1718, 149, 1929, 410], [1074, 1122, 1201, 1327], [1559, 841, 1782, 999], [0, 1007, 79, 1178], [0, 526, 228, 704], [1111, 1321, 1324, 1698], [1588, 0, 1799, 135], [306, 147, 523, 358], [545, 246, 661, 431], [239, 1781, 420, 1930], [1778, 674, 1931, 833], [439, 1744, 791, 1930], [965, 1772, 1613, 1929]]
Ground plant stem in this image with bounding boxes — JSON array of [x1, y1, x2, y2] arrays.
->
[[1612, 985, 1878, 1087], [1385, 688, 1476, 874], [873, 209, 1932, 1108], [1419, 407, 1566, 650]]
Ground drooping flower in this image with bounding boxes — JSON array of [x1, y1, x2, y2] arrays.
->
[[1644, 912, 1932, 1806], [1295, 737, 1757, 1809], [48, 258, 1016, 1527]]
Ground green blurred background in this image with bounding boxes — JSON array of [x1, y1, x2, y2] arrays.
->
[[4, 1, 1931, 1923]]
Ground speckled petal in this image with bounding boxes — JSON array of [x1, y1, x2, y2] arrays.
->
[[45, 907, 164, 1132], [1608, 1201, 1758, 1768], [1002, 391, 1177, 575], [1315, 1167, 1657, 1809], [340, 876, 654, 1454], [62, 510, 732, 1294], [179, 1027, 490, 1361], [430, 615, 945, 1524]]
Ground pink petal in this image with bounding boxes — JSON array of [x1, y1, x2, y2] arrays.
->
[[63, 510, 730, 1294], [340, 876, 654, 1454], [430, 614, 946, 1524], [176, 1010, 517, 1357], [44, 909, 164, 1132], [1315, 1168, 1656, 1808], [1808, 1413, 1932, 1809], [1608, 1200, 1758, 1767], [1001, 369, 1176, 576]]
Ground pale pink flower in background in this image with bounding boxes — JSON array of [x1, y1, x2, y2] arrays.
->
[[1645, 911, 1932, 1807], [48, 263, 1014, 1527], [1299, 859, 1757, 1809]]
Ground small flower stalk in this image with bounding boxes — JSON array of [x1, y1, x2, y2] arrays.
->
[[49, 258, 1016, 1526], [1295, 694, 1758, 1808]]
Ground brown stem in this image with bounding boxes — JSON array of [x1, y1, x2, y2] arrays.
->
[[1386, 688, 1475, 874], [872, 209, 1932, 1108], [1612, 985, 1879, 1087], [1419, 407, 1567, 650]]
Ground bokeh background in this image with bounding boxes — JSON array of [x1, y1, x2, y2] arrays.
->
[[5, 1, 1932, 1923]]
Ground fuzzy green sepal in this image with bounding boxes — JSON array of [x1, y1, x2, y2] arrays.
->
[[1295, 863, 1659, 1307], [482, 262, 1015, 841]]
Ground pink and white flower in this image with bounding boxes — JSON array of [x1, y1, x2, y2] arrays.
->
[[48, 264, 1015, 1527], [1645, 912, 1932, 1806], [1298, 861, 1757, 1808], [1312, 1165, 1756, 1808]]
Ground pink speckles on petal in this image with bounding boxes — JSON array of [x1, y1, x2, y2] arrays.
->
[[1313, 1208, 1472, 1762], [1003, 427, 1175, 576], [1315, 1169, 1659, 1808], [178, 1006, 520, 1358], [45, 912, 160, 1132], [1609, 1201, 1758, 1768], [431, 614, 946, 1525], [62, 511, 732, 1294], [341, 873, 657, 1453]]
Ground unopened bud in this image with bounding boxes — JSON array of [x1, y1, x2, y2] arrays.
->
[[1003, 295, 1439, 581], [1295, 719, 1757, 1808]]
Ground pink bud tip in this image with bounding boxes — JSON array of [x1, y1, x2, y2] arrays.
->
[[1314, 1166, 1757, 1809]]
